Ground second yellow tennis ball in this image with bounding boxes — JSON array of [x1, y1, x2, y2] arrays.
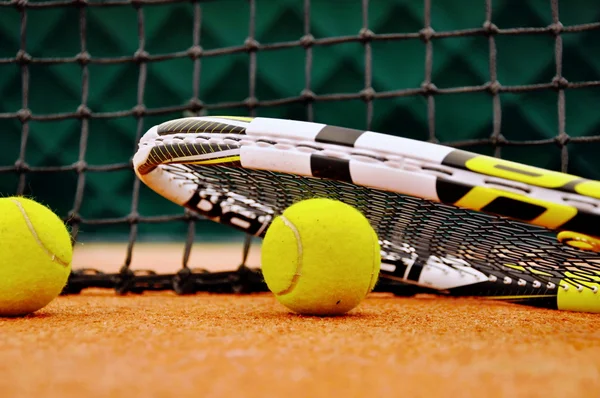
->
[[261, 198, 381, 316], [0, 196, 73, 317]]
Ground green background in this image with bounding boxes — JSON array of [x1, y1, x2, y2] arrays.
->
[[0, 0, 599, 242]]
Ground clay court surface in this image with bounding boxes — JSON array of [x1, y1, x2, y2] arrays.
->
[[1, 243, 599, 398]]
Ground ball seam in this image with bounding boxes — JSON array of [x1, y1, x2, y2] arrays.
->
[[10, 199, 70, 268], [276, 215, 303, 296], [365, 228, 380, 297]]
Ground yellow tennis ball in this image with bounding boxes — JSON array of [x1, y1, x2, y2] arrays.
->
[[0, 196, 73, 317], [261, 198, 381, 316]]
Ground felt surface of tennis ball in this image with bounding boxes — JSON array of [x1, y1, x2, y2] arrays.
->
[[261, 198, 381, 316], [0, 197, 73, 317]]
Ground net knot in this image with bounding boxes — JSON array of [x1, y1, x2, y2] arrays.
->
[[244, 97, 259, 109], [73, 160, 87, 173], [490, 134, 508, 146], [127, 212, 140, 224], [115, 266, 136, 295], [74, 0, 88, 7], [244, 38, 260, 52], [16, 108, 32, 122], [76, 51, 92, 65], [555, 133, 570, 146], [359, 28, 375, 42], [183, 208, 197, 220], [360, 88, 376, 102], [487, 80, 502, 94], [419, 27, 435, 42], [133, 50, 150, 63], [552, 76, 569, 90], [420, 82, 438, 95], [77, 105, 92, 119], [549, 22, 564, 35], [130, 0, 143, 9], [13, 160, 29, 173], [188, 98, 204, 112], [15, 50, 32, 65], [65, 210, 80, 224], [132, 105, 146, 117], [301, 89, 316, 102], [482, 21, 499, 35], [187, 45, 203, 59], [173, 267, 196, 295], [300, 34, 315, 48], [11, 0, 27, 9]]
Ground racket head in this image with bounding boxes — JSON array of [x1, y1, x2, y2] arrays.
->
[[133, 116, 600, 312]]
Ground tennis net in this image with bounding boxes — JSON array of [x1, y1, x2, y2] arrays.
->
[[0, 0, 599, 295]]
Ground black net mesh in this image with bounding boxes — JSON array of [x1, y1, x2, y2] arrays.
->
[[0, 0, 599, 296]]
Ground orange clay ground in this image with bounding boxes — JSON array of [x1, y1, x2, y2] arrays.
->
[[1, 242, 599, 398]]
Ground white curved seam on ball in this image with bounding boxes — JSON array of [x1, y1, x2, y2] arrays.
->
[[365, 230, 379, 298], [10, 199, 70, 268], [276, 215, 303, 296]]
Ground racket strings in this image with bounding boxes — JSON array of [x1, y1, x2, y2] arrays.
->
[[179, 163, 600, 293]]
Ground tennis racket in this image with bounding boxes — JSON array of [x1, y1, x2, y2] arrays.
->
[[132, 116, 600, 313]]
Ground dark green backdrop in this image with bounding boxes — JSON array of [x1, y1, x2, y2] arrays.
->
[[1, 0, 599, 241]]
